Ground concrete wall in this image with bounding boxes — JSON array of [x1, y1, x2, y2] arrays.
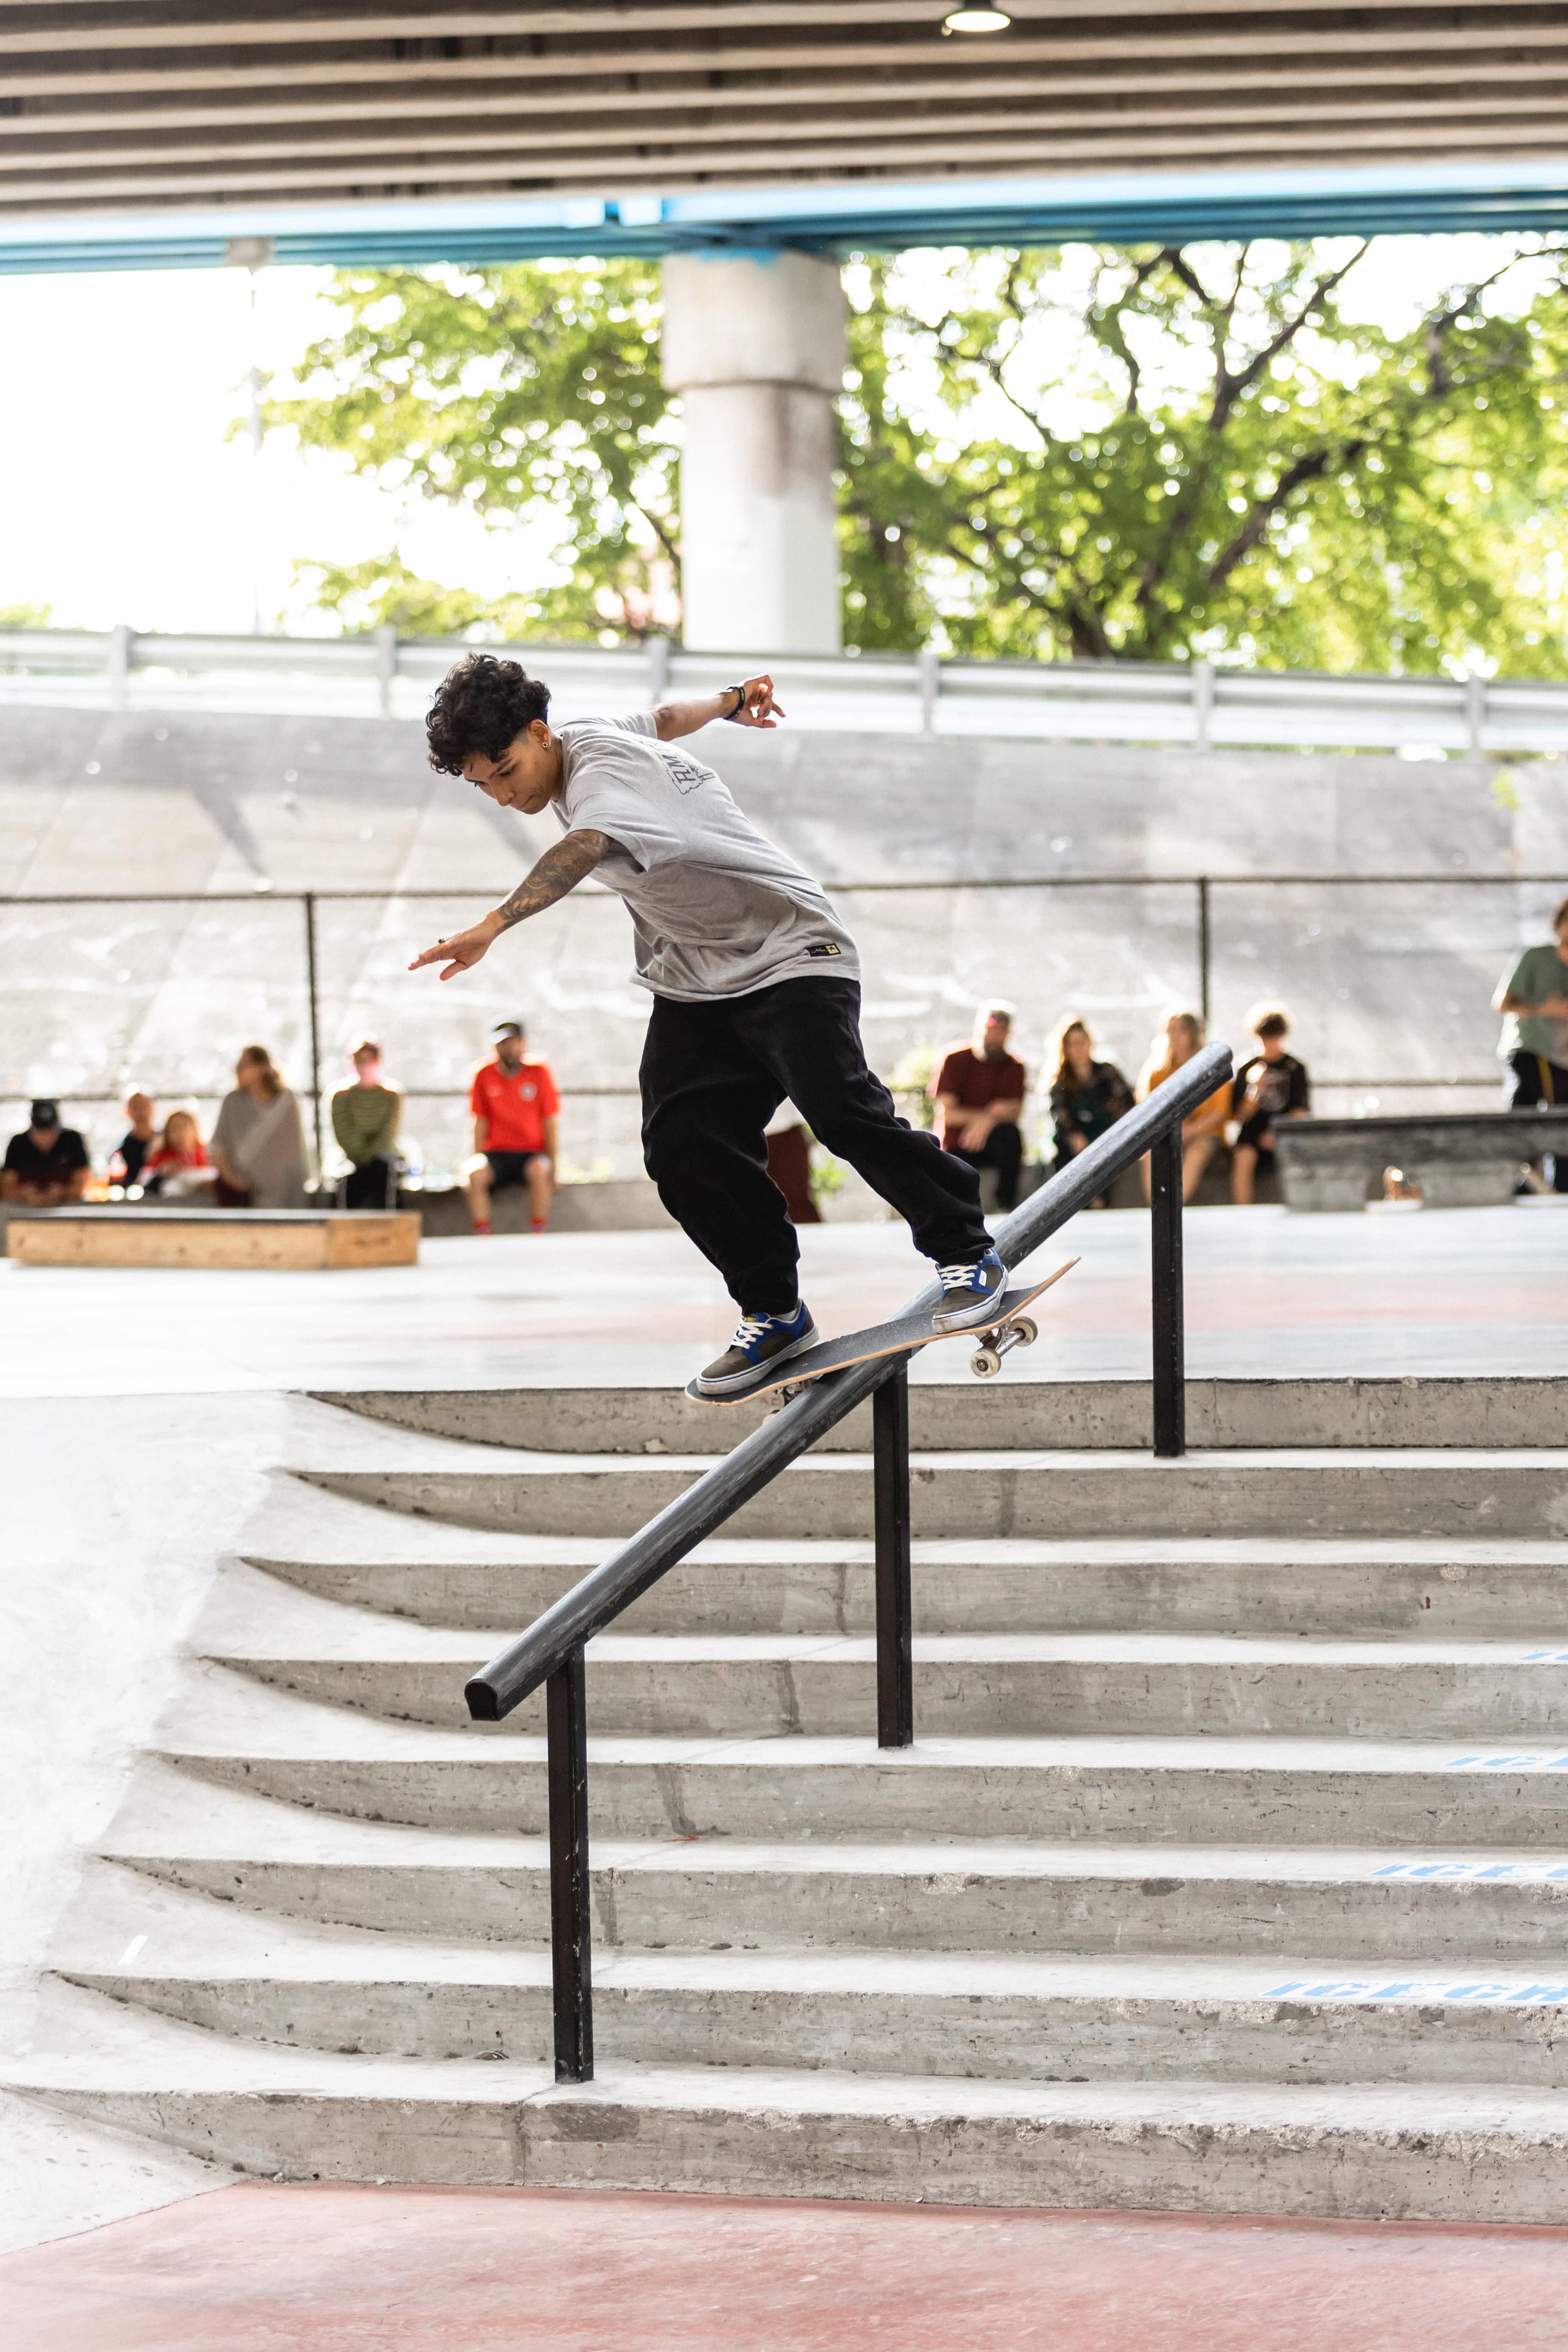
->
[[3, 703, 1565, 1177]]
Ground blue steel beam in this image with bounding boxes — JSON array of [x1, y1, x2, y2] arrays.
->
[[6, 158, 1568, 273]]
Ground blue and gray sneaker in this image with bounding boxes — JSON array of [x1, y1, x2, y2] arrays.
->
[[697, 1300, 820, 1397], [931, 1246, 1008, 1333]]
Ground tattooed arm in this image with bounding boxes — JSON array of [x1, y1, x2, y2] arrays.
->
[[491, 831, 610, 931], [407, 830, 610, 982]]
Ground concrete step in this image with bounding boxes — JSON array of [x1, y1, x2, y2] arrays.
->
[[58, 1908, 1568, 2085], [243, 1531, 1568, 1641], [303, 1449, 1568, 1541], [157, 1678, 1568, 1844], [91, 1796, 1568, 1963], [208, 1625, 1568, 1742], [319, 1375, 1568, 1455], [12, 1989, 1568, 2218]]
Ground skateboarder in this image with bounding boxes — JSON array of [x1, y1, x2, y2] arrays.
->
[[409, 653, 1004, 1393]]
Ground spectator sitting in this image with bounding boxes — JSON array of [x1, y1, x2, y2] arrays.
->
[[1494, 892, 1568, 1194], [2, 1098, 90, 1208], [466, 1019, 558, 1235], [109, 1090, 157, 1188], [210, 1046, 309, 1209], [930, 1000, 1028, 1212], [1231, 1004, 1311, 1205], [1137, 1011, 1231, 1204], [1046, 1016, 1134, 1178], [331, 1039, 403, 1210], [141, 1108, 213, 1200]]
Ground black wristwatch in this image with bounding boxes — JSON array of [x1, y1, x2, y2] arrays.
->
[[722, 684, 747, 721]]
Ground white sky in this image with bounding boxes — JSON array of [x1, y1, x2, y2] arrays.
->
[[0, 232, 1550, 635], [0, 262, 535, 634]]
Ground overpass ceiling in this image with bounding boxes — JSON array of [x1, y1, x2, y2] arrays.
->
[[4, 1, 1568, 262]]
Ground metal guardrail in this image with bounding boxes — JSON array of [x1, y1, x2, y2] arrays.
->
[[461, 1040, 1233, 2083], [1, 623, 1565, 751]]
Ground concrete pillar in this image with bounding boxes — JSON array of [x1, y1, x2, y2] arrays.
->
[[661, 249, 847, 655]]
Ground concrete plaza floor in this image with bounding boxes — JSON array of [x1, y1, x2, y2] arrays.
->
[[3, 1198, 1566, 1399], [1, 1200, 1564, 2338]]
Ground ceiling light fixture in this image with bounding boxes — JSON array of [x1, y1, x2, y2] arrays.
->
[[943, 8, 1011, 30]]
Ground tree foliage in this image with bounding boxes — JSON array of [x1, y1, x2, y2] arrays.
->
[[290, 550, 594, 640], [840, 241, 1568, 673], [269, 240, 1568, 674], [265, 259, 676, 640]]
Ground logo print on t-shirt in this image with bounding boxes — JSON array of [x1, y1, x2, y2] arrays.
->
[[661, 752, 709, 795]]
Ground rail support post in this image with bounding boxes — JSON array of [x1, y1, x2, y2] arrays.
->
[[546, 1645, 593, 2082], [301, 889, 324, 1183], [873, 1362, 914, 1748], [1150, 1123, 1186, 1458]]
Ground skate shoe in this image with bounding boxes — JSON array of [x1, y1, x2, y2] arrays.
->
[[696, 1301, 819, 1397], [931, 1246, 1008, 1333]]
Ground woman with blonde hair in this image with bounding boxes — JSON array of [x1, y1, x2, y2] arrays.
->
[[1136, 1009, 1231, 1204], [210, 1045, 309, 1208]]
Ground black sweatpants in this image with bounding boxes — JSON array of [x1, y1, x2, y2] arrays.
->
[[1510, 1049, 1568, 1192], [948, 1121, 1024, 1211], [641, 976, 990, 1315], [343, 1154, 399, 1209]]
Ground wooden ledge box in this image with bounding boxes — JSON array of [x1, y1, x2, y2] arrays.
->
[[5, 1207, 421, 1270]]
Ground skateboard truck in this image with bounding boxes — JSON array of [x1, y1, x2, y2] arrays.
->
[[768, 1310, 1036, 1404], [969, 1311, 1038, 1380]]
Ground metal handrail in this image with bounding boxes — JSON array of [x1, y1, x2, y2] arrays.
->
[[463, 1038, 1232, 1725], [463, 1039, 1231, 2084]]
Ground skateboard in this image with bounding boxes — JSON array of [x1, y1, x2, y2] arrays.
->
[[684, 1260, 1077, 1408]]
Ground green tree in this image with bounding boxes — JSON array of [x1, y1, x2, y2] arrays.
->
[[841, 241, 1568, 673], [270, 240, 1568, 674], [265, 259, 676, 640], [289, 550, 594, 640]]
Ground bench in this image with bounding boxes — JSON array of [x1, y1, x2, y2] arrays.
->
[[413, 1177, 676, 1237], [1275, 1111, 1568, 1211], [5, 1207, 421, 1269]]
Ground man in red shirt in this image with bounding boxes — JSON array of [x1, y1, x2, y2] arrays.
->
[[930, 1001, 1028, 1210], [465, 1019, 559, 1234]]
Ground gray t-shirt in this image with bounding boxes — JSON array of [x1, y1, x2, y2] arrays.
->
[[552, 713, 859, 1001]]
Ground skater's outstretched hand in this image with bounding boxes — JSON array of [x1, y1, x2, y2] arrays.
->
[[409, 833, 611, 979], [732, 674, 784, 728], [408, 917, 499, 983], [654, 677, 786, 739]]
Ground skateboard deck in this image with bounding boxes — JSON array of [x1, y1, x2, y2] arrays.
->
[[684, 1260, 1077, 1408]]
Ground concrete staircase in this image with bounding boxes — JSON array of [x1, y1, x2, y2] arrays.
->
[[12, 1376, 1568, 2218]]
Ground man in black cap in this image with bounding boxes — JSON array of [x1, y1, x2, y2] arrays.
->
[[2, 1100, 91, 1207]]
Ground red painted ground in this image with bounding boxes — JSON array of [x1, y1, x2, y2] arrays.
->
[[6, 2185, 1568, 2352]]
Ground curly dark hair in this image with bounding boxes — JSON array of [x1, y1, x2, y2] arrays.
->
[[425, 653, 551, 776]]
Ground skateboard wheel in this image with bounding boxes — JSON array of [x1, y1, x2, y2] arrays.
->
[[971, 1346, 1002, 1379], [1010, 1316, 1038, 1348]]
